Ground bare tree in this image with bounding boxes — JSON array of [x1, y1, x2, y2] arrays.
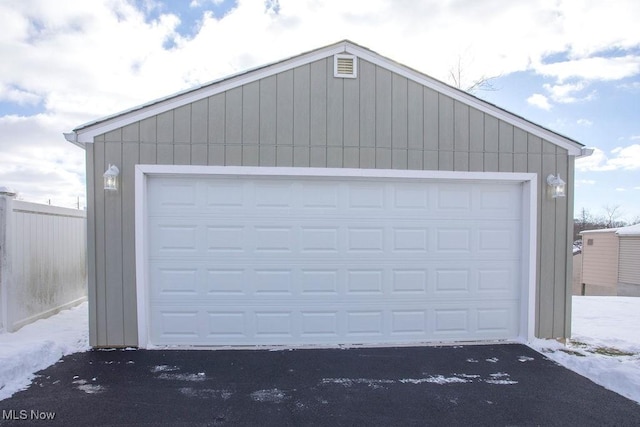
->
[[574, 205, 639, 239], [574, 207, 592, 240], [577, 207, 592, 227], [603, 204, 623, 228], [448, 55, 500, 93]]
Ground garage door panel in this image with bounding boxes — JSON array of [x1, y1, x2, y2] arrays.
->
[[301, 269, 340, 294], [254, 226, 294, 252], [436, 186, 472, 210], [254, 182, 294, 207], [392, 269, 428, 293], [300, 311, 339, 337], [149, 223, 200, 254], [153, 267, 199, 296], [301, 227, 340, 252], [434, 269, 470, 292], [147, 178, 199, 211], [346, 269, 384, 294], [478, 185, 522, 215], [149, 261, 520, 301], [254, 312, 293, 337], [155, 310, 200, 339], [347, 184, 385, 208], [148, 178, 520, 219], [254, 270, 293, 295], [206, 181, 245, 207], [435, 228, 471, 252], [206, 269, 246, 294], [393, 185, 429, 209], [208, 312, 247, 337], [148, 220, 519, 260], [300, 182, 340, 208], [150, 300, 519, 345], [434, 309, 469, 333], [393, 228, 429, 252], [207, 226, 245, 252], [391, 310, 427, 335], [146, 174, 524, 346]]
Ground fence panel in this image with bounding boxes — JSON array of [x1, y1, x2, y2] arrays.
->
[[1, 195, 87, 332]]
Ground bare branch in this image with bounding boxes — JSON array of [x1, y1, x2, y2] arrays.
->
[[447, 55, 500, 93], [603, 204, 623, 228]]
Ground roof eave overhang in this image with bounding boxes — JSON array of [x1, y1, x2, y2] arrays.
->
[[580, 228, 618, 235], [65, 40, 584, 156], [63, 132, 85, 149]]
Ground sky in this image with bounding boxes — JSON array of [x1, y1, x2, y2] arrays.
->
[[1, 0, 639, 221]]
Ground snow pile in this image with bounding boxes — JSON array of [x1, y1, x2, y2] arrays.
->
[[0, 302, 89, 400], [530, 296, 640, 404]]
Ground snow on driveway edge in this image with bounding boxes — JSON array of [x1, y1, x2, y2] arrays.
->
[[0, 302, 89, 401], [529, 338, 640, 405]]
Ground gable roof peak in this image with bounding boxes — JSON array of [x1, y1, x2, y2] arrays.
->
[[65, 40, 584, 156]]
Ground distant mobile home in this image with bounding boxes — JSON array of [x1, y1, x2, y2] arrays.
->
[[580, 224, 640, 296], [64, 40, 590, 348]]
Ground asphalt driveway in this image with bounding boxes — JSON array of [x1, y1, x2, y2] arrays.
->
[[0, 344, 638, 426]]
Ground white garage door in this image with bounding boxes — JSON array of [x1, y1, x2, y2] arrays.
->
[[143, 170, 524, 347]]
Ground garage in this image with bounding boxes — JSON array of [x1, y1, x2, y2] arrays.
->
[[67, 40, 584, 348], [137, 167, 535, 347]]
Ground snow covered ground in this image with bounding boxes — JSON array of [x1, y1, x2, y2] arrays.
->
[[0, 302, 89, 400], [0, 297, 638, 404], [530, 296, 640, 404]]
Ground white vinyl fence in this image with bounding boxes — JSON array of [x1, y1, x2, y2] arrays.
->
[[0, 190, 87, 332]]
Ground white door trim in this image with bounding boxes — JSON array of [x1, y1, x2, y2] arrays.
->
[[135, 165, 537, 349]]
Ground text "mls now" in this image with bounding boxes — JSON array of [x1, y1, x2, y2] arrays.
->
[[2, 409, 56, 421]]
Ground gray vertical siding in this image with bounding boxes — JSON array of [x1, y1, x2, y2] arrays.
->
[[85, 144, 97, 347], [87, 57, 573, 346]]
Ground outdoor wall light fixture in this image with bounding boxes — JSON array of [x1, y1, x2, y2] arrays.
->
[[103, 164, 119, 191], [546, 174, 566, 199]]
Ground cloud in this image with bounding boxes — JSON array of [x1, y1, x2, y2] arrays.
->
[[577, 119, 593, 127], [0, 84, 42, 105], [619, 81, 640, 91], [576, 179, 596, 186], [0, 114, 85, 208], [615, 188, 626, 192], [527, 93, 552, 110], [190, 0, 224, 8], [542, 81, 596, 103], [1, 0, 640, 204], [609, 145, 640, 170], [576, 145, 640, 172], [2, 1, 639, 121], [534, 55, 640, 83]]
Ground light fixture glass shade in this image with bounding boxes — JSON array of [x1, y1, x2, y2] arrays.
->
[[103, 164, 119, 191], [546, 174, 566, 198]]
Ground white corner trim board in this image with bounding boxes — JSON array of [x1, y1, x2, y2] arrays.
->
[[135, 166, 537, 349]]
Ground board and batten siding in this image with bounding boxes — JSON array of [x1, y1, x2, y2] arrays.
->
[[86, 57, 573, 347]]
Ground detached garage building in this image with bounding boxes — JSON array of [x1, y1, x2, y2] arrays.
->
[[65, 40, 587, 348], [580, 224, 640, 296]]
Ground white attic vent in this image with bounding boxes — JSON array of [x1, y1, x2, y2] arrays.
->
[[334, 54, 357, 78]]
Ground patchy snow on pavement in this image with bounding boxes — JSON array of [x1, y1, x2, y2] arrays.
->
[[530, 296, 640, 405], [0, 297, 639, 405], [0, 302, 89, 400]]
